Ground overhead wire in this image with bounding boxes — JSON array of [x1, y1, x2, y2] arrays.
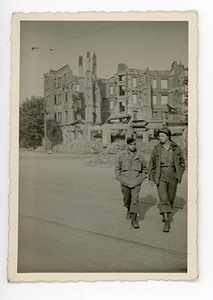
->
[[20, 21, 131, 56], [20, 21, 186, 69]]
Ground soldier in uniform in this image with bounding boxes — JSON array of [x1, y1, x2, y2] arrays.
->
[[148, 127, 185, 232], [115, 137, 147, 229]]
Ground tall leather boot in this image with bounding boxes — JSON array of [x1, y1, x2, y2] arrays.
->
[[163, 213, 170, 232], [126, 207, 131, 219], [131, 213, 140, 229]]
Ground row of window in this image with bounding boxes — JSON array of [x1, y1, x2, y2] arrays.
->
[[152, 95, 168, 105], [54, 110, 68, 123], [109, 79, 168, 96], [54, 94, 62, 105], [53, 73, 68, 89], [54, 91, 69, 105], [109, 95, 168, 111], [152, 79, 168, 89], [109, 94, 141, 108]]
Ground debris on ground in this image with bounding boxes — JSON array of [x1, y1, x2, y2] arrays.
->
[[85, 156, 116, 168], [35, 146, 46, 153], [35, 135, 185, 158], [105, 141, 126, 155], [52, 139, 103, 155]]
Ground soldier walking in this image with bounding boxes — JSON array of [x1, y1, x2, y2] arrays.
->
[[148, 127, 185, 232], [115, 137, 147, 229]]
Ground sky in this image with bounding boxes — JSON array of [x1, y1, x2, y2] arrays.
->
[[20, 21, 188, 103]]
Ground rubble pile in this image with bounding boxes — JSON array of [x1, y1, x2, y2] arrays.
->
[[52, 139, 103, 155], [105, 141, 126, 155], [85, 156, 116, 168], [34, 146, 46, 153], [36, 134, 185, 157]]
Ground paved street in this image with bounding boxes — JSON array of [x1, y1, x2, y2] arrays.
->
[[18, 149, 187, 273]]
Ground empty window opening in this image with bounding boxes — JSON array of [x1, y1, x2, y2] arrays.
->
[[152, 79, 157, 89], [57, 94, 60, 105], [161, 96, 168, 105], [161, 80, 168, 89], [127, 78, 130, 87], [133, 94, 137, 104], [65, 110, 68, 122], [119, 102, 125, 112], [153, 95, 157, 105], [78, 100, 81, 109], [119, 85, 125, 96], [110, 85, 113, 94], [133, 77, 137, 88], [57, 77, 61, 87], [65, 91, 68, 102], [119, 75, 125, 81]]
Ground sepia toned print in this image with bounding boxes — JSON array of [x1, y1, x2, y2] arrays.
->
[[9, 12, 198, 281]]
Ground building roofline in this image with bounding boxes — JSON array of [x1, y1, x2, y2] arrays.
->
[[49, 65, 70, 74]]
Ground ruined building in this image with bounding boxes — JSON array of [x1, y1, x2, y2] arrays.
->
[[43, 52, 188, 143], [100, 61, 188, 126]]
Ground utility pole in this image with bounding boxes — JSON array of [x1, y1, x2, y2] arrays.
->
[[44, 110, 47, 150]]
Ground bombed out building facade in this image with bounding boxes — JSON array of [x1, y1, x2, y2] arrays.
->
[[43, 52, 188, 144]]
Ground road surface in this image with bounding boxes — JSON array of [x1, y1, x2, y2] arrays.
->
[[18, 149, 187, 273]]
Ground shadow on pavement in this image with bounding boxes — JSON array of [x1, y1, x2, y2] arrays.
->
[[156, 196, 186, 223], [138, 195, 158, 221], [170, 197, 186, 223]]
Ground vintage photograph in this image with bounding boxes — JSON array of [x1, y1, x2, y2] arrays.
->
[[9, 12, 197, 281]]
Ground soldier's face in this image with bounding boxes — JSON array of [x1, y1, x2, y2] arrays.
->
[[159, 132, 169, 144], [128, 142, 136, 152]]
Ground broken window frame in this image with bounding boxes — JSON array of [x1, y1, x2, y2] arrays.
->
[[119, 85, 125, 96], [119, 102, 125, 112]]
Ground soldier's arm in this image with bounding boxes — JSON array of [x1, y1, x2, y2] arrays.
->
[[114, 154, 122, 180], [141, 155, 148, 180], [178, 146, 186, 172], [148, 148, 156, 182]]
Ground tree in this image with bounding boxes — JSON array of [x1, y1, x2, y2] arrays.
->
[[19, 96, 62, 149], [19, 96, 45, 148], [46, 118, 62, 148]]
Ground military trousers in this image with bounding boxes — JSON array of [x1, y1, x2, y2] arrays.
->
[[157, 168, 178, 214], [120, 184, 141, 214]]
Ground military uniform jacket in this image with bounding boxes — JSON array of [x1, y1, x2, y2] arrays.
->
[[115, 149, 147, 188], [148, 141, 185, 185]]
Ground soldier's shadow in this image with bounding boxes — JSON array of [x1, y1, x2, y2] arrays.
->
[[156, 197, 186, 223], [137, 195, 158, 221]]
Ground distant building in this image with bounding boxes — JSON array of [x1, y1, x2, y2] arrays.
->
[[100, 61, 188, 126], [43, 52, 188, 142]]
